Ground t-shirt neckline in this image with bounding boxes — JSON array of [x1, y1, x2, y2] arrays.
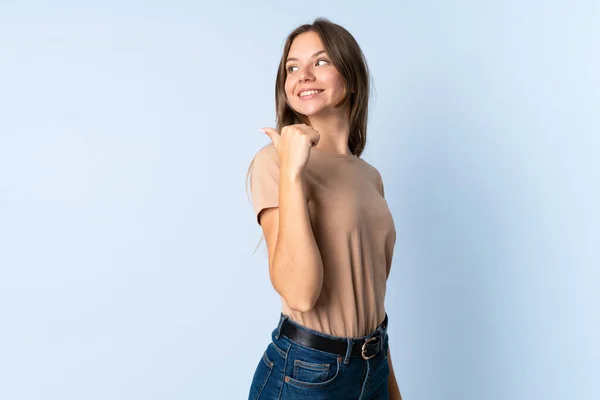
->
[[312, 146, 357, 159]]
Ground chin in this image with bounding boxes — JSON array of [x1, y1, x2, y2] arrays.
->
[[299, 109, 322, 117], [291, 104, 326, 117]]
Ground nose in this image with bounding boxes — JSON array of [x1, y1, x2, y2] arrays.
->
[[298, 67, 315, 83]]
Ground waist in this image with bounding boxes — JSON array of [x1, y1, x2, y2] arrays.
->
[[281, 306, 387, 338], [276, 312, 389, 360]]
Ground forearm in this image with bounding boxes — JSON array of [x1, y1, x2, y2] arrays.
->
[[272, 170, 324, 311]]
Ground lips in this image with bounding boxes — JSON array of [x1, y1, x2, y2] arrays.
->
[[298, 88, 324, 97]]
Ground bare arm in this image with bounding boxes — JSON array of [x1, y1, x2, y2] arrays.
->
[[259, 170, 324, 312]]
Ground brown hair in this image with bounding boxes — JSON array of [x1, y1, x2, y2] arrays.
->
[[246, 17, 373, 252]]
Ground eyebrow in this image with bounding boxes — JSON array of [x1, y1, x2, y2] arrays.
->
[[286, 50, 327, 63]]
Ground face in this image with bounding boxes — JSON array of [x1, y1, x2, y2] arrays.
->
[[284, 31, 348, 117]]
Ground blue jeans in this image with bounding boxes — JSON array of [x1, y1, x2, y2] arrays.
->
[[248, 313, 390, 399]]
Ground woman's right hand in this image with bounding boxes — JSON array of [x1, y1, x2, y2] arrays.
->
[[260, 124, 320, 177]]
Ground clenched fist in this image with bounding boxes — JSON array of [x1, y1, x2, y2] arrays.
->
[[260, 124, 320, 177]]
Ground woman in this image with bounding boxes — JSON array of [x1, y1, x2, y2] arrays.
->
[[247, 18, 402, 400]]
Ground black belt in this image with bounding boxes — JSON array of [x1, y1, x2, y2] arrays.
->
[[280, 314, 388, 360]]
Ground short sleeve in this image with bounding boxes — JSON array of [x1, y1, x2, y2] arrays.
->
[[250, 145, 280, 225]]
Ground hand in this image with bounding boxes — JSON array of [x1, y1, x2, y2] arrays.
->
[[260, 124, 320, 177]]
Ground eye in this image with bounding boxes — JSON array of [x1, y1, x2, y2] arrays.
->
[[286, 59, 330, 74]]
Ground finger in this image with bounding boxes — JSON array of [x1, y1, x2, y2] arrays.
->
[[260, 127, 281, 147], [311, 134, 320, 147], [300, 126, 320, 147]]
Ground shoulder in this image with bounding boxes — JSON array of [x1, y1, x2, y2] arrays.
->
[[253, 143, 279, 166], [355, 157, 385, 196], [356, 156, 382, 180], [251, 144, 280, 185]]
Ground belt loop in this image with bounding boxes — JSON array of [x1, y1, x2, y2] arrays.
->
[[343, 338, 353, 365], [275, 313, 289, 340], [378, 313, 388, 336], [379, 313, 389, 352]]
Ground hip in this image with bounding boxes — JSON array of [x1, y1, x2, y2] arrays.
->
[[248, 313, 390, 400]]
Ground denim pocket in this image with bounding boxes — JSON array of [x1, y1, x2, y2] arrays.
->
[[284, 345, 342, 389], [293, 359, 330, 383], [262, 349, 274, 368]]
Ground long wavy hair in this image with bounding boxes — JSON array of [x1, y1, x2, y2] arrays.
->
[[246, 17, 373, 251]]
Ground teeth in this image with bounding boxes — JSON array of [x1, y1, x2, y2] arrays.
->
[[300, 90, 323, 97]]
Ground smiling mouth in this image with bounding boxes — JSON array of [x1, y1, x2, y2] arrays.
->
[[299, 89, 324, 98]]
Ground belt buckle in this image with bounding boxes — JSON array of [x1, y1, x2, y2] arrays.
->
[[361, 336, 379, 360]]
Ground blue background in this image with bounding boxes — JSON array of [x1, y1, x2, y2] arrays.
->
[[0, 1, 598, 399]]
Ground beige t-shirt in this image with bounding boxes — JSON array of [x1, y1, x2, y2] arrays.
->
[[251, 144, 396, 338]]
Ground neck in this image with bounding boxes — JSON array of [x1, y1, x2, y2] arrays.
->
[[308, 108, 352, 155]]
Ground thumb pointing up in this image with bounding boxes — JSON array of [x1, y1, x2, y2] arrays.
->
[[260, 127, 281, 149]]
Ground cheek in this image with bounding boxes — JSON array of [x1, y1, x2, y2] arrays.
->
[[332, 76, 347, 92], [322, 72, 346, 94], [284, 79, 295, 100]]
